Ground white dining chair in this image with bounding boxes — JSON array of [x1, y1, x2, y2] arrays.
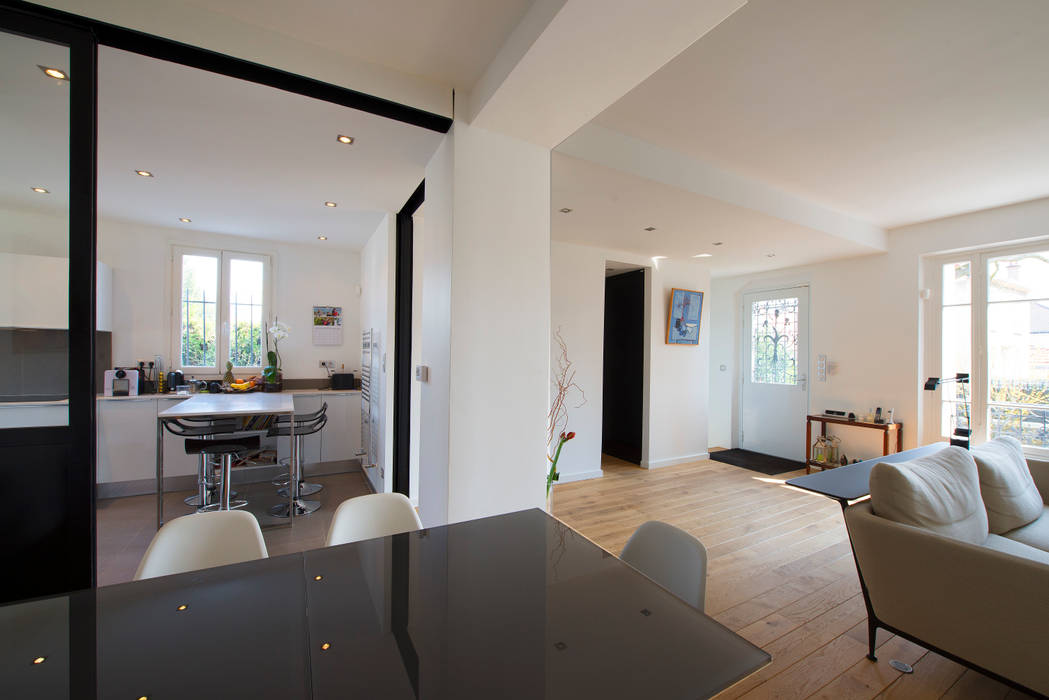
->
[[134, 510, 269, 580], [620, 520, 708, 611], [324, 492, 423, 547]]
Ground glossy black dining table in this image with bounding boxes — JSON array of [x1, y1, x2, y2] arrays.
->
[[1, 509, 769, 699]]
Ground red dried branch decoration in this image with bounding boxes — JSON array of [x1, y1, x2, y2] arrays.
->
[[548, 328, 586, 449]]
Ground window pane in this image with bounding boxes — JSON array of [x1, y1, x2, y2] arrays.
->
[[751, 297, 799, 385], [942, 400, 972, 438], [228, 258, 264, 367], [942, 261, 971, 305], [989, 405, 1049, 448], [180, 255, 217, 367], [988, 250, 1049, 302], [987, 299, 1049, 448], [941, 304, 971, 403]]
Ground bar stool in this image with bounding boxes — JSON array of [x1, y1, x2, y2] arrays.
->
[[163, 418, 240, 511], [184, 435, 261, 511], [271, 403, 327, 498], [267, 412, 327, 518]]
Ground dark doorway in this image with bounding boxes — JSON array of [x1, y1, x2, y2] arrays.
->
[[602, 269, 645, 464]]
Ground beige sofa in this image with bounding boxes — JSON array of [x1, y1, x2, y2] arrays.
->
[[843, 438, 1049, 697]]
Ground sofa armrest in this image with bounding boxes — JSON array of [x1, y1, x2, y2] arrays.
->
[[844, 503, 1049, 696], [1028, 458, 1049, 504]]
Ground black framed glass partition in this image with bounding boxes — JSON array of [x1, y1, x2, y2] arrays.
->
[[0, 6, 96, 604]]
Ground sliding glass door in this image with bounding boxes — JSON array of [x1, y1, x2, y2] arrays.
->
[[0, 8, 96, 603]]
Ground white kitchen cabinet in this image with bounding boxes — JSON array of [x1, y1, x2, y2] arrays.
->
[[96, 398, 157, 483], [97, 397, 197, 485], [0, 254, 111, 330], [321, 392, 362, 463]]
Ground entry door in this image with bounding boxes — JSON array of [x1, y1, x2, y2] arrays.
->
[[0, 9, 97, 603], [741, 287, 809, 460]]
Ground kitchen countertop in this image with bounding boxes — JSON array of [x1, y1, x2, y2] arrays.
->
[[1, 388, 360, 407]]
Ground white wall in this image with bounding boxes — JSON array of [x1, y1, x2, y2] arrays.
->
[[550, 242, 712, 479], [708, 196, 1049, 460], [98, 218, 362, 379], [359, 214, 397, 494], [418, 134, 454, 526], [0, 206, 67, 257], [549, 243, 606, 481], [417, 120, 551, 526]]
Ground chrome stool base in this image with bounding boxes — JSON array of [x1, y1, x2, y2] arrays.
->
[[277, 482, 323, 497], [201, 499, 249, 511], [185, 489, 237, 507], [269, 499, 321, 518]]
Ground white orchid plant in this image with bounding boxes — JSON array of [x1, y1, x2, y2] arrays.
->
[[263, 320, 289, 383]]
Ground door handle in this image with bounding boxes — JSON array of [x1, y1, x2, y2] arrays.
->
[[799, 374, 807, 390]]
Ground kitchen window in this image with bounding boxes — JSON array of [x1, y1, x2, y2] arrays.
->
[[925, 242, 1049, 457], [173, 247, 271, 374]]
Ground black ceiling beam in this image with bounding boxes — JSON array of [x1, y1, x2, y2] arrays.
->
[[2, 0, 453, 134]]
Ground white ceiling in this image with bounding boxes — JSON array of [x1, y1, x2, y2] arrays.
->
[[0, 32, 70, 217], [1, 35, 445, 251], [552, 153, 881, 278], [182, 0, 535, 90], [97, 47, 444, 248], [591, 0, 1049, 229]]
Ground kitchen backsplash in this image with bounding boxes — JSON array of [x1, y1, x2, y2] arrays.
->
[[0, 328, 111, 401]]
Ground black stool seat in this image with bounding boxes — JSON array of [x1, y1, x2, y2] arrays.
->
[[184, 435, 260, 456]]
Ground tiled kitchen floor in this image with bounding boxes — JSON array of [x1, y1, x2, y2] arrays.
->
[[96, 471, 373, 586]]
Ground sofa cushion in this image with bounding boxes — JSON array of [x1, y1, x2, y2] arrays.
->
[[1002, 505, 1049, 553], [971, 436, 1044, 534], [870, 446, 988, 544], [983, 532, 1049, 565]]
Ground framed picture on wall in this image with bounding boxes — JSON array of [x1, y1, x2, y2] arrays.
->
[[666, 288, 704, 345]]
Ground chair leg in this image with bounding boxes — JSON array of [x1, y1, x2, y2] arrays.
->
[[220, 455, 232, 510], [867, 618, 878, 661], [269, 435, 320, 518]]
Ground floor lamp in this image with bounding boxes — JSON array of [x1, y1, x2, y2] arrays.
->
[[923, 373, 972, 449]]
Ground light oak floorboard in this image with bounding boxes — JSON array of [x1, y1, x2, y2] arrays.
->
[[552, 457, 1037, 700]]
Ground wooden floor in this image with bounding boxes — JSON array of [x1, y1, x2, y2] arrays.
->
[[96, 471, 372, 586], [553, 455, 1035, 700]]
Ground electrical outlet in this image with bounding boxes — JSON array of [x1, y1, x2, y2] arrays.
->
[[319, 360, 334, 369]]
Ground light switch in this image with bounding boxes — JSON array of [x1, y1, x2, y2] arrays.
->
[[415, 365, 429, 382], [816, 354, 827, 381]]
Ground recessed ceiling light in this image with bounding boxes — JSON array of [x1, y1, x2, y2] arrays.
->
[[712, 241, 723, 246], [693, 253, 713, 258], [178, 217, 191, 223], [176, 604, 188, 611], [643, 226, 657, 232], [135, 170, 154, 178], [38, 65, 68, 81], [652, 255, 668, 260], [766, 252, 776, 258], [324, 201, 337, 208], [317, 235, 328, 241], [320, 642, 331, 651], [336, 135, 354, 145], [32, 656, 46, 665], [31, 186, 50, 194], [314, 575, 323, 580], [559, 207, 573, 214]]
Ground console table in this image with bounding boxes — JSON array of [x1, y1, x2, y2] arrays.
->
[[805, 414, 902, 474]]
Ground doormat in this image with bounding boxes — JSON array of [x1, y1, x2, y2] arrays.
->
[[709, 449, 805, 476]]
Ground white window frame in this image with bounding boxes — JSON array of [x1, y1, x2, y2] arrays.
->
[[171, 246, 272, 376], [923, 239, 1049, 459]]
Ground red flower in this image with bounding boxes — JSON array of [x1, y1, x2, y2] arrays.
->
[[565, 432, 576, 440]]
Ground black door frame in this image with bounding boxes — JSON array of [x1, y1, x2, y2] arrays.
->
[[1, 0, 450, 602], [393, 182, 424, 497]]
